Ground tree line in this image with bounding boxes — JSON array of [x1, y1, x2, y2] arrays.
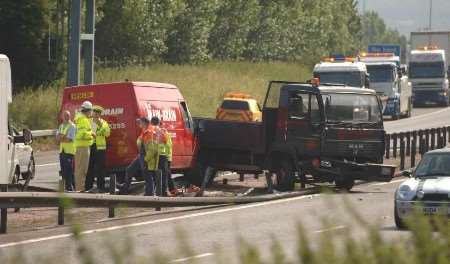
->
[[0, 0, 407, 89]]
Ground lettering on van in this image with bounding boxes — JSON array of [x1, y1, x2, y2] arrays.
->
[[145, 104, 177, 122], [70, 91, 94, 100], [110, 123, 126, 130], [102, 107, 124, 116]]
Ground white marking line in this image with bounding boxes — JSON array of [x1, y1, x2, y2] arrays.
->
[[36, 162, 59, 168], [370, 179, 405, 186], [313, 225, 346, 233], [171, 253, 214, 263], [0, 194, 321, 249]]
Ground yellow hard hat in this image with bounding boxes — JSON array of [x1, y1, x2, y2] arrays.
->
[[93, 105, 104, 113]]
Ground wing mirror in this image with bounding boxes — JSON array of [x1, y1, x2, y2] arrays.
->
[[401, 169, 413, 178], [14, 128, 33, 145]]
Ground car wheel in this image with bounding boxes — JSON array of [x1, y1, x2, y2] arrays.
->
[[275, 160, 295, 191], [394, 202, 406, 229]]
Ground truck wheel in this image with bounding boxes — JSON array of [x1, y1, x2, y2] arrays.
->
[[394, 203, 405, 229], [335, 178, 354, 191], [275, 160, 295, 191]]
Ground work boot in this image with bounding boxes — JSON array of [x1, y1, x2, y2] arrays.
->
[[186, 184, 200, 193]]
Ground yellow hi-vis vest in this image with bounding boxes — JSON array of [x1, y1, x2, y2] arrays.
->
[[74, 113, 94, 147], [158, 128, 173, 162], [59, 122, 76, 155], [94, 118, 110, 150]]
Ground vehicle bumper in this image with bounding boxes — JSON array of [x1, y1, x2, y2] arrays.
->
[[412, 91, 448, 105], [395, 200, 450, 218], [314, 159, 396, 182]]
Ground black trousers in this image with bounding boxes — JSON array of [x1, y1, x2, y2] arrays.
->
[[167, 161, 175, 191], [85, 144, 106, 190], [157, 156, 169, 196]]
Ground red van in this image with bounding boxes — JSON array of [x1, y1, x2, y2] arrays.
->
[[60, 81, 198, 179]]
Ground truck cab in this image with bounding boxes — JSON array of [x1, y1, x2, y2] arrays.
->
[[313, 57, 370, 89], [409, 47, 449, 106], [196, 81, 395, 191], [360, 53, 412, 119]]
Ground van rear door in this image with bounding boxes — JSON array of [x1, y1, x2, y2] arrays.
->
[[61, 83, 139, 171]]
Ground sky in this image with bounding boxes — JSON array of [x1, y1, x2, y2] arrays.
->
[[358, 0, 450, 37]]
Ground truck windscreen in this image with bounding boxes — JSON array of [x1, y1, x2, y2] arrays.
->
[[316, 71, 363, 87], [366, 65, 394, 83], [323, 93, 381, 123], [409, 62, 445, 78]]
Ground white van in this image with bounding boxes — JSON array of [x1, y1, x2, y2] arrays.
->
[[0, 54, 34, 189]]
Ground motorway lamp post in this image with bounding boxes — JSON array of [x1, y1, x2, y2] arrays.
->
[[68, 0, 95, 86]]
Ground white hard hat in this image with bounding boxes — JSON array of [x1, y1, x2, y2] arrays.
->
[[81, 101, 93, 110]]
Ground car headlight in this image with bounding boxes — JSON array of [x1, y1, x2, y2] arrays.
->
[[397, 185, 415, 201], [439, 91, 448, 96]]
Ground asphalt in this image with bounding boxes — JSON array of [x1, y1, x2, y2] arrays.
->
[[0, 106, 447, 263]]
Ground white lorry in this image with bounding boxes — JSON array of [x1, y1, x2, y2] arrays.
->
[[409, 31, 450, 106], [313, 57, 370, 89], [0, 54, 34, 190], [360, 53, 412, 119]]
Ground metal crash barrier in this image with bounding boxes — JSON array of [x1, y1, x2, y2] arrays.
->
[[0, 188, 318, 234]]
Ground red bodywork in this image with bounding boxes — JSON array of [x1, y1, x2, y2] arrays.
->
[[60, 82, 197, 173]]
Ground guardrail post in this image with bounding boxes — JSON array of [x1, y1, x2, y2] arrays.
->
[[406, 132, 411, 157], [430, 128, 436, 150], [0, 185, 7, 234], [400, 138, 405, 170], [411, 132, 417, 168], [392, 133, 398, 158], [109, 174, 116, 218], [443, 127, 447, 146], [420, 138, 426, 157], [58, 179, 65, 225], [425, 129, 430, 152], [385, 134, 391, 159]]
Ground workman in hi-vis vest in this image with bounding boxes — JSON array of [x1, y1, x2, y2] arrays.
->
[[85, 105, 111, 192], [74, 101, 94, 191], [57, 111, 76, 191], [156, 118, 178, 196]]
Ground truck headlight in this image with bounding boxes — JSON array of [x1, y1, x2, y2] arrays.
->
[[397, 185, 414, 201], [439, 91, 448, 96]]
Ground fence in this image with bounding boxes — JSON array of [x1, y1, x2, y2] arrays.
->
[[384, 126, 450, 170]]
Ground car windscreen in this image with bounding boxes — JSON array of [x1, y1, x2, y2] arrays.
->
[[315, 71, 363, 87], [414, 153, 450, 177], [366, 65, 394, 83], [221, 100, 249, 110], [322, 93, 381, 123], [409, 62, 445, 78]]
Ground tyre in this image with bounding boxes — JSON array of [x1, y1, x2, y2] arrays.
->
[[275, 160, 295, 191], [394, 202, 406, 229], [335, 178, 354, 191], [185, 159, 216, 187]]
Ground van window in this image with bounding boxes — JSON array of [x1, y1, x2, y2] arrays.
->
[[180, 101, 193, 130]]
